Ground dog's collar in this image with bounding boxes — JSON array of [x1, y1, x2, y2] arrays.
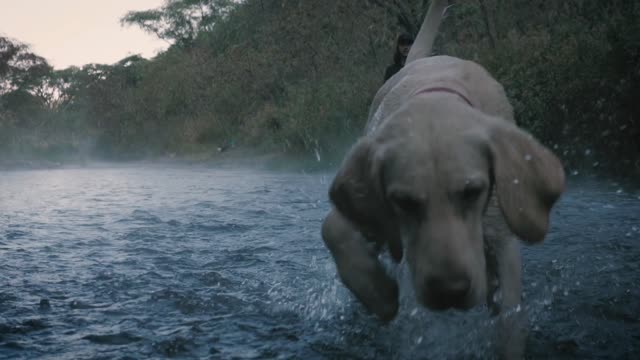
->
[[414, 87, 474, 107]]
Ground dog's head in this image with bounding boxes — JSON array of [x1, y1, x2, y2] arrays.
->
[[329, 97, 565, 310]]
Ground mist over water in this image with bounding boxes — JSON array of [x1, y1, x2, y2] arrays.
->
[[0, 165, 638, 359]]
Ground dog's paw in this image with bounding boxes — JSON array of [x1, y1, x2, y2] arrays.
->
[[354, 266, 399, 322]]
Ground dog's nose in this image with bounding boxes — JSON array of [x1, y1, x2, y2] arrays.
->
[[424, 274, 470, 309]]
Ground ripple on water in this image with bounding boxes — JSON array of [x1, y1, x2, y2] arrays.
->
[[0, 319, 48, 336], [153, 336, 195, 357], [83, 332, 143, 345], [190, 222, 254, 233], [199, 271, 236, 287], [4, 229, 30, 240], [116, 210, 163, 224]]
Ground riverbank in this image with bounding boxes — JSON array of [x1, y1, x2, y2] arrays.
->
[[2, 145, 638, 184], [0, 146, 339, 173]]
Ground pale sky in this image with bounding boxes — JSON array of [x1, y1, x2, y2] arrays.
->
[[0, 0, 169, 69]]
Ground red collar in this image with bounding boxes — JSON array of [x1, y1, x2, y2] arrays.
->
[[414, 87, 474, 107]]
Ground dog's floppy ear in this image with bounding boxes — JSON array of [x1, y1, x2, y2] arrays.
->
[[488, 123, 565, 244], [329, 137, 402, 261]]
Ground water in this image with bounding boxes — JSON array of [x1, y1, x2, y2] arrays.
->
[[0, 165, 638, 359]]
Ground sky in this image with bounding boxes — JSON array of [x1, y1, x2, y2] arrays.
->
[[0, 0, 169, 69]]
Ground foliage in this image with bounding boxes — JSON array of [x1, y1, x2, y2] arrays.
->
[[438, 0, 639, 174], [120, 0, 235, 46], [0, 36, 51, 94], [1, 0, 638, 176]]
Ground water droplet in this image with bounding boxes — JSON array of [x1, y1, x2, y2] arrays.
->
[[563, 290, 569, 296], [592, 162, 599, 167], [524, 154, 532, 161], [616, 189, 623, 194], [513, 179, 519, 184], [584, 149, 591, 155], [571, 170, 579, 176], [410, 308, 418, 316], [416, 336, 423, 344]]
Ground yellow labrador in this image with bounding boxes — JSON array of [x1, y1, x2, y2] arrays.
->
[[321, 0, 565, 358]]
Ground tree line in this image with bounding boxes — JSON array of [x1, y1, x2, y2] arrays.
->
[[0, 0, 637, 176]]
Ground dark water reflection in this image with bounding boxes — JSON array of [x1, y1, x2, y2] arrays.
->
[[0, 166, 638, 359]]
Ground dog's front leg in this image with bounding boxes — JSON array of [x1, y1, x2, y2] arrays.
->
[[322, 209, 399, 321], [485, 197, 527, 359], [495, 238, 527, 360]]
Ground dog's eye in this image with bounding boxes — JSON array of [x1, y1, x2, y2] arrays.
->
[[462, 184, 484, 202], [389, 193, 423, 214]]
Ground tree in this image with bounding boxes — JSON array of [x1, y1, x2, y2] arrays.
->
[[0, 36, 51, 94], [367, 0, 430, 35], [120, 0, 236, 47]]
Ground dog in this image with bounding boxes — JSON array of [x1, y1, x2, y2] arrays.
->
[[321, 0, 565, 358]]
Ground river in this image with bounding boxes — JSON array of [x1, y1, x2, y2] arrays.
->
[[0, 165, 638, 359]]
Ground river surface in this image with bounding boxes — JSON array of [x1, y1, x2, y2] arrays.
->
[[0, 165, 638, 359]]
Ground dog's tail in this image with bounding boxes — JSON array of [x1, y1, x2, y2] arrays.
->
[[405, 0, 448, 64]]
